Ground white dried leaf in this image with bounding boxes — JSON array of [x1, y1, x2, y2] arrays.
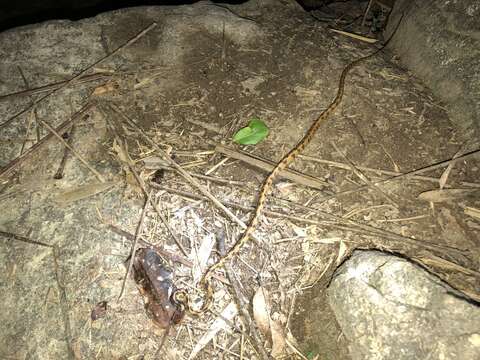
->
[[464, 206, 480, 220], [188, 302, 237, 360], [418, 189, 478, 203], [312, 237, 342, 244], [190, 210, 204, 228], [271, 319, 287, 358], [336, 240, 347, 266], [292, 225, 307, 237], [252, 286, 271, 337], [193, 233, 215, 282]]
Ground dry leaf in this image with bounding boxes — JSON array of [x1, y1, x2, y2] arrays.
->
[[271, 318, 287, 358], [54, 181, 118, 206], [188, 302, 237, 360], [312, 237, 342, 244], [193, 233, 215, 283], [336, 240, 347, 265], [253, 286, 271, 336], [464, 207, 480, 220], [253, 287, 288, 358], [92, 82, 118, 95], [439, 144, 466, 189], [418, 189, 478, 203]]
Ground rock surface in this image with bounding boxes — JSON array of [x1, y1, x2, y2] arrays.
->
[[328, 250, 480, 360], [386, 0, 480, 138]]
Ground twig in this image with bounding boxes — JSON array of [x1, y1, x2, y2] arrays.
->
[[17, 66, 37, 155], [0, 230, 52, 247], [154, 183, 466, 260], [439, 142, 467, 189], [150, 196, 189, 257], [318, 148, 480, 201], [329, 28, 378, 43], [377, 215, 429, 223], [52, 246, 76, 359], [153, 184, 332, 229], [102, 109, 189, 257], [362, 0, 375, 27], [184, 117, 224, 134], [106, 223, 229, 285], [53, 125, 76, 179], [205, 157, 229, 176], [0, 103, 94, 180], [154, 184, 461, 262], [215, 144, 329, 190], [331, 142, 398, 207], [38, 118, 105, 182], [273, 196, 467, 257], [118, 190, 153, 300], [103, 102, 264, 244], [285, 338, 309, 360], [297, 154, 480, 188], [0, 73, 113, 102], [145, 162, 245, 186], [218, 232, 272, 360], [0, 22, 157, 129]]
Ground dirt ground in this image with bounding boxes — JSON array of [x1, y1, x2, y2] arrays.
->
[[0, 2, 479, 360]]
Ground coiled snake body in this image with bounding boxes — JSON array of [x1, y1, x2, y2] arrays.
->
[[173, 46, 387, 316]]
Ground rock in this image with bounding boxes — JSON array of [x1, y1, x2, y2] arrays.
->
[[328, 250, 480, 360], [385, 0, 480, 138]]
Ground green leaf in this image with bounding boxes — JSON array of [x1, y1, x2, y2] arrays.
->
[[233, 118, 269, 145]]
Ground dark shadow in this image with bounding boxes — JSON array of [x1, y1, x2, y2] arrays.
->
[[0, 0, 248, 32]]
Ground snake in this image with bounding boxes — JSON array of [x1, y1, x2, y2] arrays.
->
[[173, 40, 395, 316]]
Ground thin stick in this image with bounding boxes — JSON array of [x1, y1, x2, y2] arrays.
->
[[205, 157, 229, 176], [215, 144, 329, 190], [0, 230, 52, 247], [0, 103, 94, 180], [118, 190, 153, 300], [53, 125, 76, 179], [150, 196, 189, 257], [103, 103, 263, 243], [102, 109, 189, 257], [319, 148, 480, 201], [331, 142, 398, 207], [146, 164, 246, 186], [107, 224, 229, 284], [38, 118, 105, 182], [0, 73, 113, 102], [52, 246, 76, 359], [297, 154, 480, 188], [154, 185, 462, 259], [184, 117, 223, 134], [362, 0, 375, 27], [329, 28, 378, 43], [273, 196, 466, 256], [218, 232, 271, 360], [153, 184, 330, 227], [0, 22, 157, 129]]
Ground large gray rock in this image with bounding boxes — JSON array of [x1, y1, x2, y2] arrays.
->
[[385, 0, 480, 138], [328, 251, 480, 360]]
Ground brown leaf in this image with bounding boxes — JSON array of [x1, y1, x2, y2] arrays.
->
[[418, 189, 478, 203], [271, 318, 287, 358], [92, 82, 118, 96]]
